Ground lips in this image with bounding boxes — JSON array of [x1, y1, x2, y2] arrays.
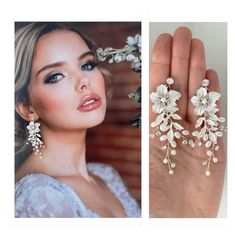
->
[[77, 93, 101, 112]]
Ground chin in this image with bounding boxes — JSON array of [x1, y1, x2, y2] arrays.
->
[[88, 113, 106, 129]]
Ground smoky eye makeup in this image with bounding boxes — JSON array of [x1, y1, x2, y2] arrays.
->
[[81, 60, 98, 71], [80, 54, 98, 71], [40, 52, 98, 84], [44, 72, 65, 84]]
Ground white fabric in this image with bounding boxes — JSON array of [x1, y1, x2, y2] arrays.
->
[[15, 163, 141, 218]]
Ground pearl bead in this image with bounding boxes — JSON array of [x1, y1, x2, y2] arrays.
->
[[205, 170, 211, 176], [163, 158, 168, 164], [207, 150, 212, 156], [169, 169, 174, 175], [219, 117, 225, 123], [213, 157, 218, 163], [166, 77, 174, 85], [202, 79, 209, 87], [171, 150, 176, 155], [197, 141, 202, 146], [182, 130, 189, 136], [182, 140, 188, 145], [155, 131, 161, 136], [160, 97, 167, 103], [190, 143, 195, 148]]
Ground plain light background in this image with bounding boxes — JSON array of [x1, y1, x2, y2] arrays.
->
[[149, 22, 227, 218]]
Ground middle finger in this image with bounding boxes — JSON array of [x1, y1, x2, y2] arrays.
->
[[170, 27, 192, 119]]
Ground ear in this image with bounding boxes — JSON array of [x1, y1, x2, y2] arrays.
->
[[15, 101, 39, 122]]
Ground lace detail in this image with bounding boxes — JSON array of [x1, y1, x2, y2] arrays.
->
[[15, 163, 141, 218]]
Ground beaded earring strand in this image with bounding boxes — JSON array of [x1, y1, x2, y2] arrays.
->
[[191, 79, 226, 176], [150, 77, 190, 175], [26, 120, 44, 158]]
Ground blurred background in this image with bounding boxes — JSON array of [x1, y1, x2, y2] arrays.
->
[[80, 22, 141, 206]]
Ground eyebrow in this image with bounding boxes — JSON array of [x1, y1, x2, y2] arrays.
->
[[36, 51, 95, 77]]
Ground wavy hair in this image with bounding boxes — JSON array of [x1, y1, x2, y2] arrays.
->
[[15, 22, 106, 170]]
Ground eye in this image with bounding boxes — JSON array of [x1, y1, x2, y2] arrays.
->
[[81, 61, 97, 71], [44, 73, 64, 84]]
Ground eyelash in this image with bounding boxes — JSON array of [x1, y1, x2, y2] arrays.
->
[[44, 60, 98, 84], [81, 60, 97, 71], [44, 73, 64, 84]]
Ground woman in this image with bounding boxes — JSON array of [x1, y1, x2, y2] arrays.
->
[[15, 22, 141, 218]]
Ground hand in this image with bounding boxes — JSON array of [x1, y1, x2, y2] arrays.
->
[[149, 27, 225, 217]]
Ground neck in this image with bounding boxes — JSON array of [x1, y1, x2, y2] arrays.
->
[[38, 126, 90, 180]]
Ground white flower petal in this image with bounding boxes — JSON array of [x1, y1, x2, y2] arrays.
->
[[160, 121, 170, 132], [195, 106, 205, 116], [191, 96, 200, 107], [29, 121, 34, 126], [157, 84, 168, 96], [126, 36, 136, 45], [126, 54, 136, 61], [169, 90, 181, 101], [166, 105, 174, 113], [209, 91, 221, 103], [150, 92, 158, 103], [35, 122, 40, 127], [197, 87, 207, 97], [152, 104, 163, 114], [135, 34, 140, 42], [207, 107, 218, 116]]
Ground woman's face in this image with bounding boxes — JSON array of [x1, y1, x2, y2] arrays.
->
[[29, 29, 106, 131]]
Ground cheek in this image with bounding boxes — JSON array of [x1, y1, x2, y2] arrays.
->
[[94, 73, 106, 95], [30, 89, 69, 116]]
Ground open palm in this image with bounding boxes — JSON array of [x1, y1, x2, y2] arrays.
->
[[149, 27, 225, 217]]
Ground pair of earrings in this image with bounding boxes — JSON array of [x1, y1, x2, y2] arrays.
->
[[150, 77, 226, 176]]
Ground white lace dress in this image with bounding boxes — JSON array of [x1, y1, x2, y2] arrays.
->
[[15, 163, 141, 218]]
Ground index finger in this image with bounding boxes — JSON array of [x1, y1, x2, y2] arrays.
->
[[150, 33, 172, 124]]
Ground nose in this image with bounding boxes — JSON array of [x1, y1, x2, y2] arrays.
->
[[75, 75, 90, 92]]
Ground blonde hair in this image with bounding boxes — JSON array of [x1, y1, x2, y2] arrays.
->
[[15, 22, 100, 169]]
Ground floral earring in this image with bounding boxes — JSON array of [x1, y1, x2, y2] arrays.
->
[[26, 120, 44, 158], [191, 79, 226, 176], [150, 77, 189, 175]]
